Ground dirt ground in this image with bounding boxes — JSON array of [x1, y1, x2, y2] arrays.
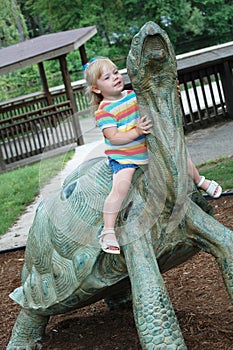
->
[[1, 195, 233, 350]]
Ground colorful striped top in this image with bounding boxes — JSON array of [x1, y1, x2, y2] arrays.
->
[[95, 90, 148, 165]]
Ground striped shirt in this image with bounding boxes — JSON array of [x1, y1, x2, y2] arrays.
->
[[95, 90, 148, 165]]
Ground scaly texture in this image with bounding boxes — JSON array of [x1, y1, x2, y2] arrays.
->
[[7, 22, 233, 350]]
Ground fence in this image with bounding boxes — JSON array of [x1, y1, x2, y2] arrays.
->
[[0, 42, 233, 170], [0, 101, 77, 165], [0, 85, 90, 170]]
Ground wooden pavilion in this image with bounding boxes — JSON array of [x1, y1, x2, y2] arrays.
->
[[0, 25, 97, 142], [0, 26, 97, 169]]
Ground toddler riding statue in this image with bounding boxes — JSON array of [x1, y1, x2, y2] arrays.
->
[[7, 22, 233, 350]]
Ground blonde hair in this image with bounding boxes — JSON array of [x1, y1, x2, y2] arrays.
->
[[84, 57, 117, 112]]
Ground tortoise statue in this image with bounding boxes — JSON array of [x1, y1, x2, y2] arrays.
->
[[7, 21, 233, 350]]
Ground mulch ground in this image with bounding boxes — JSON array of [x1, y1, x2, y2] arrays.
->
[[1, 196, 233, 350]]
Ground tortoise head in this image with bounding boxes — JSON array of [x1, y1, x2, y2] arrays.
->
[[126, 21, 177, 94]]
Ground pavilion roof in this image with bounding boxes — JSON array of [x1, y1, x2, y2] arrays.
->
[[0, 26, 97, 75]]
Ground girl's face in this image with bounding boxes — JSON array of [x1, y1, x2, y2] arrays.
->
[[92, 64, 124, 101]]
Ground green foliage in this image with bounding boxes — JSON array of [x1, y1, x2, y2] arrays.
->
[[0, 164, 40, 235], [0, 0, 28, 47], [18, 0, 50, 36], [183, 6, 205, 36], [192, 0, 232, 36], [0, 65, 41, 99], [0, 150, 74, 236], [0, 60, 65, 100], [20, 0, 232, 54]]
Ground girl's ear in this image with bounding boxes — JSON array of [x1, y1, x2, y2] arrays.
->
[[92, 86, 101, 94]]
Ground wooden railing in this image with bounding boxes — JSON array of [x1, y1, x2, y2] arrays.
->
[[0, 82, 90, 120], [177, 42, 233, 130], [179, 67, 227, 130], [0, 101, 75, 167], [0, 42, 233, 170]]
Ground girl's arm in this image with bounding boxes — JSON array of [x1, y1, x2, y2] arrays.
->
[[103, 115, 152, 145]]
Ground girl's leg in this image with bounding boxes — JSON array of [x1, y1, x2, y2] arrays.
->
[[104, 167, 136, 229], [101, 167, 136, 251], [187, 156, 201, 185], [187, 156, 221, 196]]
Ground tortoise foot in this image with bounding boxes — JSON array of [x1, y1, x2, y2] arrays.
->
[[6, 309, 49, 350]]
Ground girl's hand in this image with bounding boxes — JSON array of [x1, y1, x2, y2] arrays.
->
[[136, 115, 153, 135]]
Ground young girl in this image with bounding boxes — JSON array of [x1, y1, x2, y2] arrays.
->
[[85, 57, 222, 255]]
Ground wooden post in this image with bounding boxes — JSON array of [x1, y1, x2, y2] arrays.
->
[[79, 44, 88, 66], [59, 54, 84, 145], [219, 60, 233, 119], [38, 62, 53, 105], [0, 146, 6, 171]]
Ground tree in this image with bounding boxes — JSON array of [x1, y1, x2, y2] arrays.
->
[[18, 0, 47, 37], [0, 0, 28, 47], [19, 0, 232, 57]]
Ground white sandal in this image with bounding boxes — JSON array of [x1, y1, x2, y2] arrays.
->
[[98, 229, 120, 255], [197, 176, 222, 199]]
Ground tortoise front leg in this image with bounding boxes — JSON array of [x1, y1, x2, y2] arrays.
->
[[123, 231, 187, 350], [7, 309, 49, 350]]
